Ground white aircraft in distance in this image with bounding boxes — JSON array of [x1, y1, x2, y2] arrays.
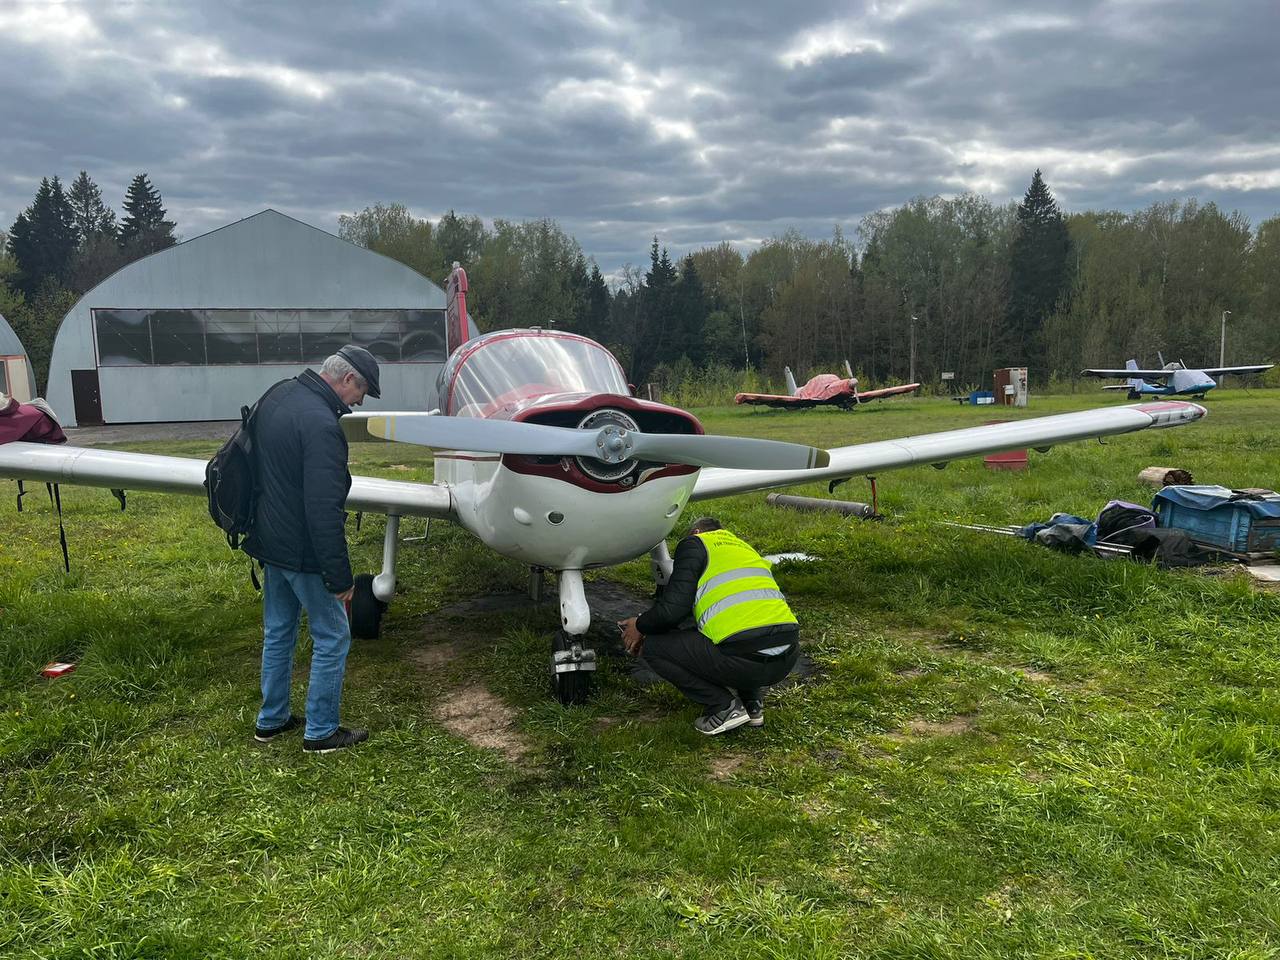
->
[[1083, 356, 1273, 400], [0, 267, 1208, 703]]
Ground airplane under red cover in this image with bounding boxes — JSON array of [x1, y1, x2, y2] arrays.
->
[[736, 365, 921, 409]]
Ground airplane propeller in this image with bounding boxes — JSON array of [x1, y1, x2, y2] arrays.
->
[[344, 412, 830, 471]]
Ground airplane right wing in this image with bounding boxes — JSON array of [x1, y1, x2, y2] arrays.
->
[[0, 442, 455, 519], [1082, 368, 1171, 379], [1200, 364, 1274, 377], [852, 382, 922, 401], [691, 400, 1206, 501]]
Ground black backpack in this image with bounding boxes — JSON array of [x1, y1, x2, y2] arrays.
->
[[204, 380, 289, 550]]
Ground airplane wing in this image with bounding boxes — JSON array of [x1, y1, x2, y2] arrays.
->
[[1081, 368, 1171, 379], [734, 392, 821, 408], [0, 442, 454, 519], [852, 383, 922, 401], [690, 400, 1205, 501], [1200, 364, 1274, 377]]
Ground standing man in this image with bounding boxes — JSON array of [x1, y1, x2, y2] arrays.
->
[[243, 345, 381, 754], [619, 517, 801, 735]]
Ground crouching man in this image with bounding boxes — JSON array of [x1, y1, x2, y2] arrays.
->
[[619, 517, 800, 735]]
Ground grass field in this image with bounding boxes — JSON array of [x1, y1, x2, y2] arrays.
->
[[3, 392, 1279, 958]]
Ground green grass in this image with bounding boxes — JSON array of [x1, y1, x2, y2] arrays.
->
[[3, 392, 1280, 958]]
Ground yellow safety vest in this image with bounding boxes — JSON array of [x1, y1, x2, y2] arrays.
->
[[692, 530, 798, 643]]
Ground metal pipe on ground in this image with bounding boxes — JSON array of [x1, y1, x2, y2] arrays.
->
[[766, 493, 876, 518]]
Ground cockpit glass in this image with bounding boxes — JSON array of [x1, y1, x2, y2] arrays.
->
[[445, 334, 629, 416]]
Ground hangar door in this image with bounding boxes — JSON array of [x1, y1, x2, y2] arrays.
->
[[2, 355, 33, 402]]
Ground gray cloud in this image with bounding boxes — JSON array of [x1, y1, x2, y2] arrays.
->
[[1, 0, 1278, 279]]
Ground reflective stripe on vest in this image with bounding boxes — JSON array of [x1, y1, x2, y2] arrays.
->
[[693, 530, 798, 643]]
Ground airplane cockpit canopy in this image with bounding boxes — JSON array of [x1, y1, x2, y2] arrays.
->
[[438, 330, 630, 417]]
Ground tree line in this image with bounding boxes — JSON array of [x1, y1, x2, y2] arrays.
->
[[5, 169, 1275, 398], [1, 172, 177, 390], [341, 173, 1279, 392]]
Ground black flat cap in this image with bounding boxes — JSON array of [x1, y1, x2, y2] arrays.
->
[[337, 344, 381, 399]]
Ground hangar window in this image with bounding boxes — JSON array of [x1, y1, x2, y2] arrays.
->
[[151, 310, 206, 365], [256, 312, 301, 363], [95, 309, 153, 366], [93, 308, 447, 366], [205, 311, 258, 364]]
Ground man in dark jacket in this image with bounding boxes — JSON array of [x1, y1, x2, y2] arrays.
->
[[619, 517, 801, 736], [243, 345, 381, 754]]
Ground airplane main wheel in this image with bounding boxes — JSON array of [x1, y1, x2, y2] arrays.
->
[[551, 630, 594, 706], [349, 573, 387, 640]]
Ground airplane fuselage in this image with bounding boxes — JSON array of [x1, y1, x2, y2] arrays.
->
[[436, 453, 697, 569], [1133, 368, 1219, 397]]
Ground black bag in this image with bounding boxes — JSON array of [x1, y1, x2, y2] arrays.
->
[[204, 381, 288, 550]]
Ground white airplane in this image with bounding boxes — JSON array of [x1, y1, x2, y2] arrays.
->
[[0, 267, 1208, 703], [1084, 356, 1273, 399]]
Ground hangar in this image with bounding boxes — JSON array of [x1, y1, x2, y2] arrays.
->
[[0, 310, 37, 403], [45, 210, 448, 426]]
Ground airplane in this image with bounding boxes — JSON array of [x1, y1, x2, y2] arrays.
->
[[735, 361, 921, 409], [1083, 356, 1273, 400], [0, 265, 1208, 704]]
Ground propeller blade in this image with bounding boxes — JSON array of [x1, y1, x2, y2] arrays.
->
[[345, 413, 830, 471], [628, 432, 830, 470], [357, 414, 601, 458]]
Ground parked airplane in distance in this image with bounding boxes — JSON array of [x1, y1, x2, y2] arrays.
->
[[736, 361, 922, 409], [1083, 356, 1273, 399]]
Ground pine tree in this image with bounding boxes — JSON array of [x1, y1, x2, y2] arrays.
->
[[6, 176, 78, 296], [119, 173, 176, 257], [67, 171, 117, 242], [1007, 169, 1070, 372]]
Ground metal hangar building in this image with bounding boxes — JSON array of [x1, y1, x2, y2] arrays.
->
[[45, 209, 448, 426], [0, 310, 38, 402]]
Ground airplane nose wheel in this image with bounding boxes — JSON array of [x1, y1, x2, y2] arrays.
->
[[348, 573, 387, 640], [551, 630, 595, 705]]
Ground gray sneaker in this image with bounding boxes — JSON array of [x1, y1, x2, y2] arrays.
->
[[743, 700, 764, 727], [694, 700, 751, 736]]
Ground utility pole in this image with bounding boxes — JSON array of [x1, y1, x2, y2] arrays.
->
[[909, 315, 918, 385], [1219, 310, 1231, 386]]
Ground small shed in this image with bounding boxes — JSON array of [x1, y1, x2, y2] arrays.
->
[[994, 367, 1029, 407], [0, 310, 37, 402]]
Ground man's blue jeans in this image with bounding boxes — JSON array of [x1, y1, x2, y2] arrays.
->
[[256, 564, 352, 741]]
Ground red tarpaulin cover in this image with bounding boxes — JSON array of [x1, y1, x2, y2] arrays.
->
[[0, 396, 67, 445]]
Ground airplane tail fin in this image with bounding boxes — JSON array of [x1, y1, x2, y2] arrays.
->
[[445, 262, 480, 356], [1125, 358, 1145, 391], [784, 366, 799, 397]]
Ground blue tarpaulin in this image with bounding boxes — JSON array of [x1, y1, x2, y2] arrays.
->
[[1154, 485, 1280, 520]]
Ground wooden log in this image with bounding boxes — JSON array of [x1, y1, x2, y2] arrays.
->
[[1138, 466, 1194, 487]]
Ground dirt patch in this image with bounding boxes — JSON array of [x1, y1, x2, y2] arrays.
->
[[388, 464, 413, 471], [889, 713, 978, 740], [895, 666, 930, 679], [409, 638, 473, 670], [433, 682, 532, 765], [708, 755, 746, 780], [1012, 667, 1054, 683]]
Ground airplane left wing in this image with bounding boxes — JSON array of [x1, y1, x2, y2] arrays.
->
[[691, 400, 1206, 501], [734, 391, 811, 408], [0, 442, 454, 519]]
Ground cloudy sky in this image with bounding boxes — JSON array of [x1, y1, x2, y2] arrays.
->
[[2, 0, 1278, 275]]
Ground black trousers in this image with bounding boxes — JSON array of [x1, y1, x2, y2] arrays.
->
[[640, 627, 800, 710]]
